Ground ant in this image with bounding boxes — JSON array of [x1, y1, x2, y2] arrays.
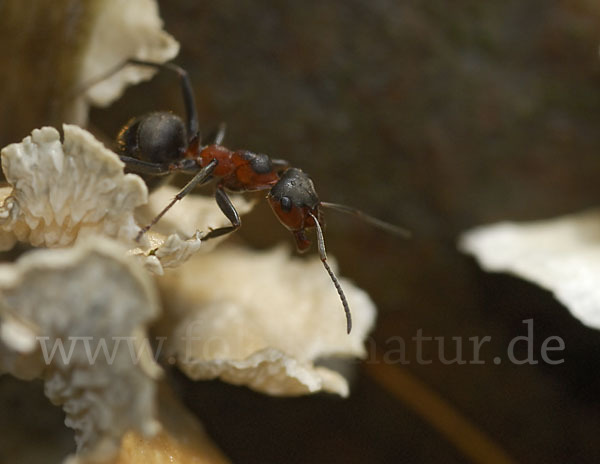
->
[[86, 59, 409, 334]]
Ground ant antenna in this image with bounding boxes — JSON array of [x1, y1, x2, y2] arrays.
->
[[309, 212, 352, 334], [320, 202, 411, 238]]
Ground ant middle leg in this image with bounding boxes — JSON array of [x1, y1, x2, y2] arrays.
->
[[201, 186, 242, 240]]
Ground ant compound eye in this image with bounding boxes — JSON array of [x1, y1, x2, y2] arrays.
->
[[280, 196, 292, 212]]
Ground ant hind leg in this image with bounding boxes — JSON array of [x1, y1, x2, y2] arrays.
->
[[126, 59, 199, 140], [202, 122, 227, 145], [119, 155, 175, 176]]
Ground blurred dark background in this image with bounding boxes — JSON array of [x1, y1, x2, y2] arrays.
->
[[5, 0, 600, 462]]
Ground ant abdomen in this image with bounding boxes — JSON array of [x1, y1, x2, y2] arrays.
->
[[117, 111, 187, 164]]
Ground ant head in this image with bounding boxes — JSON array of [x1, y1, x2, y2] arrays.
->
[[268, 168, 323, 253], [269, 167, 352, 333]]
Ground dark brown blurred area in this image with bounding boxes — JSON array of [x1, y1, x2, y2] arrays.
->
[[5, 0, 600, 462], [0, 1, 93, 145]]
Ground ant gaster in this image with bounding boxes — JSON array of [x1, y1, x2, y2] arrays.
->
[[88, 59, 409, 334]]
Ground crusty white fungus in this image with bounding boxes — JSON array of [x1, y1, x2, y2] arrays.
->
[[0, 125, 148, 248], [0, 238, 162, 462], [156, 245, 377, 397], [460, 210, 600, 329]]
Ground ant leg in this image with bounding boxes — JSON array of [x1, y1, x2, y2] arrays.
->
[[69, 61, 131, 99], [213, 123, 226, 145], [72, 60, 199, 140], [136, 159, 218, 241], [271, 158, 290, 172], [120, 156, 201, 177], [201, 186, 241, 240], [119, 155, 175, 176], [202, 122, 227, 145], [125, 59, 199, 140]]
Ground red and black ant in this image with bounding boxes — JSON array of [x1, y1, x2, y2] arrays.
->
[[87, 59, 409, 334]]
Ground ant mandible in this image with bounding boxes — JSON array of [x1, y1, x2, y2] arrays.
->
[[90, 59, 409, 334]]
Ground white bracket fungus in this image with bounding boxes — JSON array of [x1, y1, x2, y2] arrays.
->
[[71, 0, 180, 125], [156, 246, 377, 397], [0, 238, 162, 462], [460, 210, 600, 329], [0, 125, 148, 248]]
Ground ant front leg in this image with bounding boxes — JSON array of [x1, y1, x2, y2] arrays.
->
[[136, 159, 218, 241], [201, 186, 241, 240]]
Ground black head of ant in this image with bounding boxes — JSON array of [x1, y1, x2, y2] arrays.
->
[[80, 59, 409, 335]]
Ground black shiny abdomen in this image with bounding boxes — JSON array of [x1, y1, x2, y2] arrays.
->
[[117, 111, 187, 164]]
